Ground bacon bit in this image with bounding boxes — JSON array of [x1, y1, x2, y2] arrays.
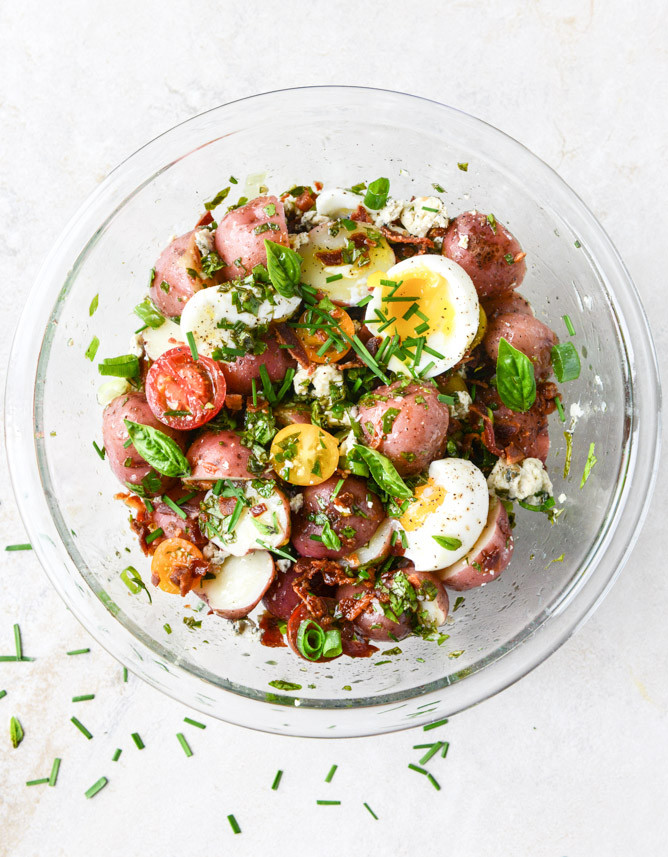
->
[[224, 393, 243, 411], [427, 226, 449, 241], [350, 204, 371, 223], [514, 251, 527, 263], [168, 558, 208, 596], [337, 591, 375, 623], [274, 322, 312, 368], [116, 492, 146, 517], [314, 181, 323, 192], [294, 188, 317, 212], [195, 211, 214, 228], [291, 558, 352, 619], [259, 611, 288, 647], [250, 503, 267, 518], [380, 226, 434, 248], [315, 249, 345, 266], [350, 231, 372, 250]]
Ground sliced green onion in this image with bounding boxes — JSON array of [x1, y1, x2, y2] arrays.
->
[[186, 331, 198, 361], [363, 177, 390, 210], [48, 757, 61, 786], [71, 716, 93, 739], [296, 619, 326, 661], [316, 800, 341, 805], [67, 648, 90, 656], [112, 748, 122, 762], [363, 802, 379, 820], [131, 732, 144, 749], [85, 336, 100, 361], [423, 717, 449, 732], [184, 717, 206, 729], [322, 630, 342, 659], [325, 764, 338, 783], [564, 431, 573, 478], [134, 299, 165, 329], [551, 342, 581, 382], [227, 814, 241, 834], [176, 732, 192, 757], [89, 294, 99, 316], [580, 442, 597, 488], [5, 543, 32, 551], [457, 162, 468, 171], [0, 690, 6, 700], [14, 624, 22, 660], [432, 536, 462, 550], [555, 397, 566, 422], [84, 777, 108, 799], [145, 528, 164, 545], [72, 694, 95, 703], [97, 354, 140, 378], [563, 314, 576, 336], [437, 394, 455, 405], [10, 715, 23, 747]]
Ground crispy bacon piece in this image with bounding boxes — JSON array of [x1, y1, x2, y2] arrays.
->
[[274, 321, 311, 368], [291, 557, 352, 620], [195, 211, 214, 228], [380, 226, 434, 248], [168, 558, 208, 596], [315, 248, 344, 266], [224, 393, 243, 410], [350, 204, 371, 223], [250, 503, 268, 518], [294, 188, 317, 212]]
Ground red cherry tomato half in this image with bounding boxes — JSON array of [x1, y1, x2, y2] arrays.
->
[[146, 346, 226, 430]]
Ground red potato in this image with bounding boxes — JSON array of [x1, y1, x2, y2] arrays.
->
[[357, 381, 449, 476], [290, 475, 385, 560], [148, 486, 206, 548], [274, 402, 312, 427], [341, 518, 395, 569], [185, 430, 256, 485], [410, 571, 450, 627], [197, 551, 276, 620], [477, 385, 551, 463], [337, 579, 412, 642], [102, 392, 186, 492], [262, 565, 334, 621], [441, 211, 527, 299], [150, 231, 204, 317], [484, 312, 558, 379], [483, 291, 534, 319], [438, 497, 513, 590], [214, 196, 288, 281], [219, 337, 296, 396]]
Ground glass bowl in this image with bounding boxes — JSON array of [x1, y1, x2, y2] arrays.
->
[[5, 86, 661, 737]]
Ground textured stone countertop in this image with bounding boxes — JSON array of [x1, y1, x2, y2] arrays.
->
[[1, 1, 666, 855]]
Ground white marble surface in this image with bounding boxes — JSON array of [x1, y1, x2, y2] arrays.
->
[[1, 1, 667, 855]]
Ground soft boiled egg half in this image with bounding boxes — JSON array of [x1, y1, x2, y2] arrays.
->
[[364, 254, 479, 378], [398, 458, 489, 572]]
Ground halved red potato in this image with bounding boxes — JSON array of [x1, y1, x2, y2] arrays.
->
[[150, 231, 204, 318], [357, 380, 449, 476], [437, 497, 513, 590], [483, 291, 534, 319], [185, 430, 257, 485], [219, 337, 296, 396], [262, 566, 301, 621], [341, 518, 395, 569], [197, 551, 276, 620], [148, 486, 206, 547], [274, 402, 312, 427], [410, 571, 450, 627], [476, 385, 552, 464], [483, 312, 558, 380], [214, 196, 288, 281], [337, 582, 413, 642], [441, 211, 526, 299], [102, 392, 186, 492]]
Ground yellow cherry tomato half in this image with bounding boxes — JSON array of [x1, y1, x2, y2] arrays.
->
[[151, 537, 204, 595], [295, 306, 354, 364], [270, 424, 339, 486]]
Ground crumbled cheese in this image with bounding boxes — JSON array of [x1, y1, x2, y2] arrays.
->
[[448, 390, 471, 420], [487, 457, 554, 503], [276, 559, 292, 573], [558, 493, 567, 504], [300, 208, 329, 229], [339, 429, 357, 459], [293, 367, 312, 396], [289, 231, 310, 250], [570, 402, 584, 420], [194, 228, 215, 256], [202, 542, 229, 563], [229, 618, 260, 638], [289, 493, 304, 513], [371, 197, 404, 227], [458, 234, 469, 249], [400, 196, 448, 237], [294, 364, 344, 402]]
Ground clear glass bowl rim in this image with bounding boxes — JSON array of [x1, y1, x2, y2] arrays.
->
[[4, 85, 662, 737]]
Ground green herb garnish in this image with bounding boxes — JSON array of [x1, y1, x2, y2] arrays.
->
[[363, 177, 390, 210], [551, 342, 581, 382], [495, 337, 536, 412], [124, 420, 190, 477]]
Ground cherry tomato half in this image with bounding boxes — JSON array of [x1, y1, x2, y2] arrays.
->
[[146, 346, 226, 430], [151, 537, 204, 595], [295, 306, 354, 364]]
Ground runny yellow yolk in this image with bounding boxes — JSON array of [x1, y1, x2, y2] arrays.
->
[[400, 481, 446, 532], [369, 267, 455, 342]]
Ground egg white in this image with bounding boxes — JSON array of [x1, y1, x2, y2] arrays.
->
[[399, 458, 489, 572], [365, 254, 479, 378]]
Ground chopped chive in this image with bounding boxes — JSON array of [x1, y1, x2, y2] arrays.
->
[[175, 490, 197, 506], [92, 441, 106, 460], [229, 175, 238, 184], [433, 182, 446, 192], [363, 802, 379, 820], [72, 694, 95, 703], [85, 336, 100, 361], [227, 814, 241, 834], [145, 528, 163, 545], [563, 314, 576, 336], [26, 778, 50, 786], [112, 748, 122, 762], [441, 741, 450, 758], [162, 495, 187, 519], [427, 773, 441, 790], [331, 479, 344, 500], [14, 624, 22, 660], [176, 732, 192, 757], [0, 656, 18, 662], [89, 294, 99, 316], [183, 717, 206, 729], [413, 743, 436, 749], [414, 322, 430, 335], [259, 364, 277, 403], [84, 777, 108, 799], [408, 764, 428, 775], [377, 316, 396, 334], [49, 757, 61, 786], [383, 295, 421, 302], [457, 162, 469, 171], [437, 394, 455, 405], [251, 378, 258, 407], [555, 397, 566, 421], [421, 206, 439, 213], [316, 800, 341, 805], [131, 732, 144, 749], [325, 764, 338, 783], [185, 331, 198, 361], [277, 367, 296, 401], [271, 769, 283, 791], [123, 667, 128, 682], [423, 717, 449, 731], [5, 544, 32, 551], [70, 716, 93, 739], [67, 648, 90, 656], [316, 336, 335, 357], [213, 479, 224, 497], [419, 742, 443, 765], [0, 690, 6, 700], [163, 623, 172, 634], [580, 442, 597, 488], [326, 274, 343, 283], [356, 295, 373, 307]]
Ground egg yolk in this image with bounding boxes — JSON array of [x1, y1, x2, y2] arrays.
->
[[400, 482, 446, 531], [368, 267, 455, 342]]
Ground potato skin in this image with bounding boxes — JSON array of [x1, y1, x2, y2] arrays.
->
[[150, 231, 203, 317], [336, 572, 413, 642], [102, 392, 186, 492], [439, 497, 513, 590], [214, 196, 288, 281], [357, 381, 449, 476], [290, 475, 385, 560], [148, 486, 206, 547], [484, 312, 558, 379], [442, 211, 526, 299], [219, 337, 296, 396], [185, 430, 256, 485], [410, 571, 450, 626], [482, 291, 534, 319], [477, 385, 551, 463]]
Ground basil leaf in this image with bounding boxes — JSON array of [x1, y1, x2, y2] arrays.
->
[[352, 445, 412, 499], [264, 239, 302, 298], [363, 177, 390, 210], [432, 535, 462, 550], [134, 299, 165, 329], [496, 337, 536, 412], [204, 186, 230, 211], [320, 520, 341, 551], [123, 420, 190, 477], [550, 342, 581, 382]]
